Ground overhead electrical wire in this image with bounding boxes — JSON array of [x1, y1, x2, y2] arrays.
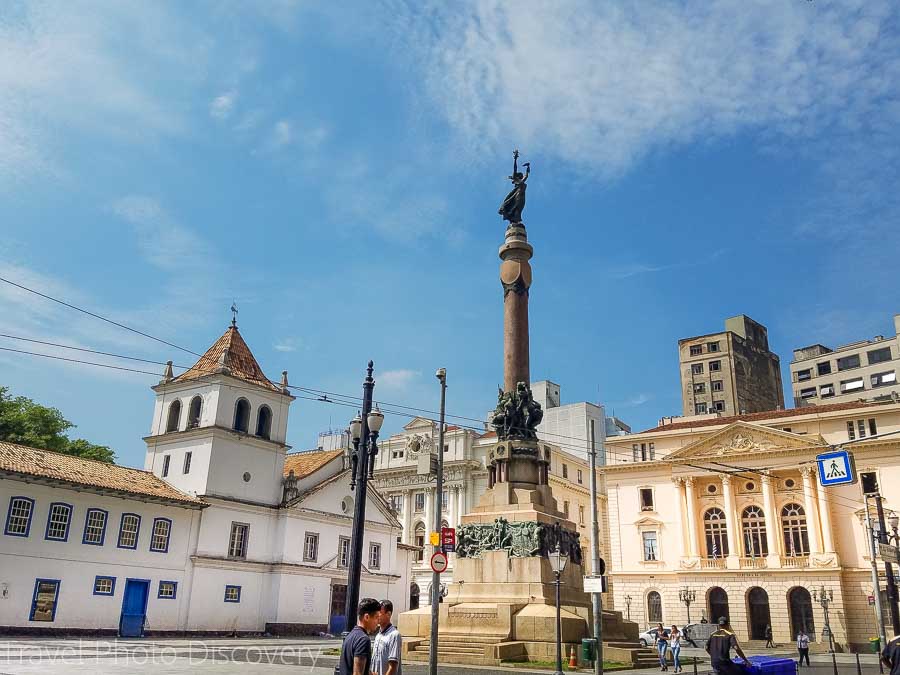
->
[[1, 275, 895, 509]]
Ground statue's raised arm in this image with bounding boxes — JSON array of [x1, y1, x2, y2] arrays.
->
[[498, 150, 530, 225]]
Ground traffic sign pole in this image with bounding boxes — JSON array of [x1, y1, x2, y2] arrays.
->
[[864, 495, 888, 657], [588, 420, 603, 675], [429, 369, 447, 675]]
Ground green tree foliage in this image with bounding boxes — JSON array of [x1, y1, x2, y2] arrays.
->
[[0, 386, 115, 463]]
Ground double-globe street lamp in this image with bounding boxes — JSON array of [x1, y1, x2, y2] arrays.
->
[[679, 588, 696, 624], [339, 362, 385, 652], [549, 542, 569, 675], [812, 585, 839, 675]]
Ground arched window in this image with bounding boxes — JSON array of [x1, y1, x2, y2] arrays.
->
[[781, 503, 810, 557], [188, 396, 202, 429], [409, 583, 420, 611], [233, 399, 251, 433], [741, 505, 768, 557], [647, 590, 663, 624], [708, 587, 729, 625], [166, 400, 181, 433], [788, 586, 815, 638], [414, 522, 426, 562], [704, 507, 729, 558], [256, 405, 273, 440]]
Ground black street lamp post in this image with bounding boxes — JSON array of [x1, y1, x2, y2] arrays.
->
[[549, 542, 569, 675], [813, 585, 839, 675], [337, 362, 384, 661], [624, 595, 632, 621], [679, 588, 696, 624]]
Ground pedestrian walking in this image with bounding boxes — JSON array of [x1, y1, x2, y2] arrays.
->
[[705, 617, 749, 675], [764, 624, 776, 648], [339, 597, 381, 675], [669, 624, 683, 673], [372, 599, 402, 675], [882, 634, 900, 675], [656, 622, 670, 671], [796, 629, 810, 667]]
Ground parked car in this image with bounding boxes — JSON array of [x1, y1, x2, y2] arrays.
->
[[638, 627, 666, 647]]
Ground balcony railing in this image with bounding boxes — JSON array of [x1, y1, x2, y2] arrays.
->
[[740, 557, 767, 569], [781, 555, 810, 568], [701, 558, 726, 569]]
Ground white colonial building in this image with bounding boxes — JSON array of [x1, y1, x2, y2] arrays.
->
[[370, 417, 609, 602], [0, 324, 413, 636]]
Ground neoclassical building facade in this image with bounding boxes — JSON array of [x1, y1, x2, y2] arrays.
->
[[603, 400, 900, 650], [371, 417, 609, 602]]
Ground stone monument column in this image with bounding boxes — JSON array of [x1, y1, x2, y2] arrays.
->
[[500, 223, 533, 392]]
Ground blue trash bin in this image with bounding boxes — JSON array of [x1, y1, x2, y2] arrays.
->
[[734, 655, 797, 674]]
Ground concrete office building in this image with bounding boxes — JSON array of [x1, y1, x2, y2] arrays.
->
[[532, 380, 607, 464], [679, 315, 785, 417], [791, 313, 900, 407]]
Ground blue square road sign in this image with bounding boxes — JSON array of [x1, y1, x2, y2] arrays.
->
[[816, 449, 856, 487]]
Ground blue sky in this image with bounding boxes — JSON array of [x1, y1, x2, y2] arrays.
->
[[2, 1, 899, 468]]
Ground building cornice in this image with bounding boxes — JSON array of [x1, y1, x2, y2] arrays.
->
[[191, 555, 399, 581], [143, 425, 290, 452]]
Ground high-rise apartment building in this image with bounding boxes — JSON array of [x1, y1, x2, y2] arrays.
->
[[790, 313, 900, 407], [678, 315, 785, 417]]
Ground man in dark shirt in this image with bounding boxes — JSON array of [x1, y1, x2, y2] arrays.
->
[[883, 634, 900, 675], [705, 617, 749, 674], [340, 597, 381, 675]]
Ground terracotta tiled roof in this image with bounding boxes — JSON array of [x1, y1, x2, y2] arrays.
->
[[0, 441, 203, 506], [173, 325, 279, 391], [283, 448, 343, 479], [642, 400, 890, 433]]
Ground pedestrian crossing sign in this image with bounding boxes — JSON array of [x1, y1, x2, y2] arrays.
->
[[816, 449, 856, 487]]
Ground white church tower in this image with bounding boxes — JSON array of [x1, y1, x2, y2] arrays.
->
[[143, 319, 295, 505]]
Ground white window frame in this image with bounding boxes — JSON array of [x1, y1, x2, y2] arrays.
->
[[369, 542, 382, 570], [303, 532, 319, 562], [228, 522, 249, 559]]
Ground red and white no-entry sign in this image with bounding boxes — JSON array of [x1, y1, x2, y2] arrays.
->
[[430, 551, 449, 574]]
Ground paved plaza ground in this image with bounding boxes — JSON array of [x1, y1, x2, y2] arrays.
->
[[0, 637, 886, 674]]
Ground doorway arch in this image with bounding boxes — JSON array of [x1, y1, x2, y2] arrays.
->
[[409, 582, 420, 611], [788, 587, 815, 639], [708, 587, 730, 625], [747, 587, 771, 640]]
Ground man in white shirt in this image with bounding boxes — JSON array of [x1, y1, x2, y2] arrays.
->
[[371, 599, 401, 675], [796, 629, 810, 667]]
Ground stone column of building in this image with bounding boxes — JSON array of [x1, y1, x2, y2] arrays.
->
[[721, 475, 740, 566], [456, 485, 464, 525], [673, 477, 690, 558], [424, 487, 434, 541], [799, 467, 821, 554], [815, 474, 835, 554], [684, 477, 700, 558], [403, 489, 413, 544], [760, 475, 782, 566], [448, 486, 458, 528]]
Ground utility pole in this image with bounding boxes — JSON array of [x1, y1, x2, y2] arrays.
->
[[588, 419, 603, 674], [864, 496, 888, 659], [874, 494, 900, 634], [428, 368, 448, 675]]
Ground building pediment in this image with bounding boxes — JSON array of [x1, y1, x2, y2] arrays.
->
[[633, 515, 665, 527], [665, 422, 822, 462], [402, 417, 435, 432]]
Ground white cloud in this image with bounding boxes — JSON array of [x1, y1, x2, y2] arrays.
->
[[0, 2, 207, 185], [377, 369, 421, 391], [210, 91, 237, 120], [394, 1, 899, 177], [274, 337, 302, 353], [618, 393, 652, 408], [273, 120, 294, 147]]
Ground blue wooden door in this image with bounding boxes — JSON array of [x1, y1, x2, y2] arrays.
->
[[119, 579, 150, 637]]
